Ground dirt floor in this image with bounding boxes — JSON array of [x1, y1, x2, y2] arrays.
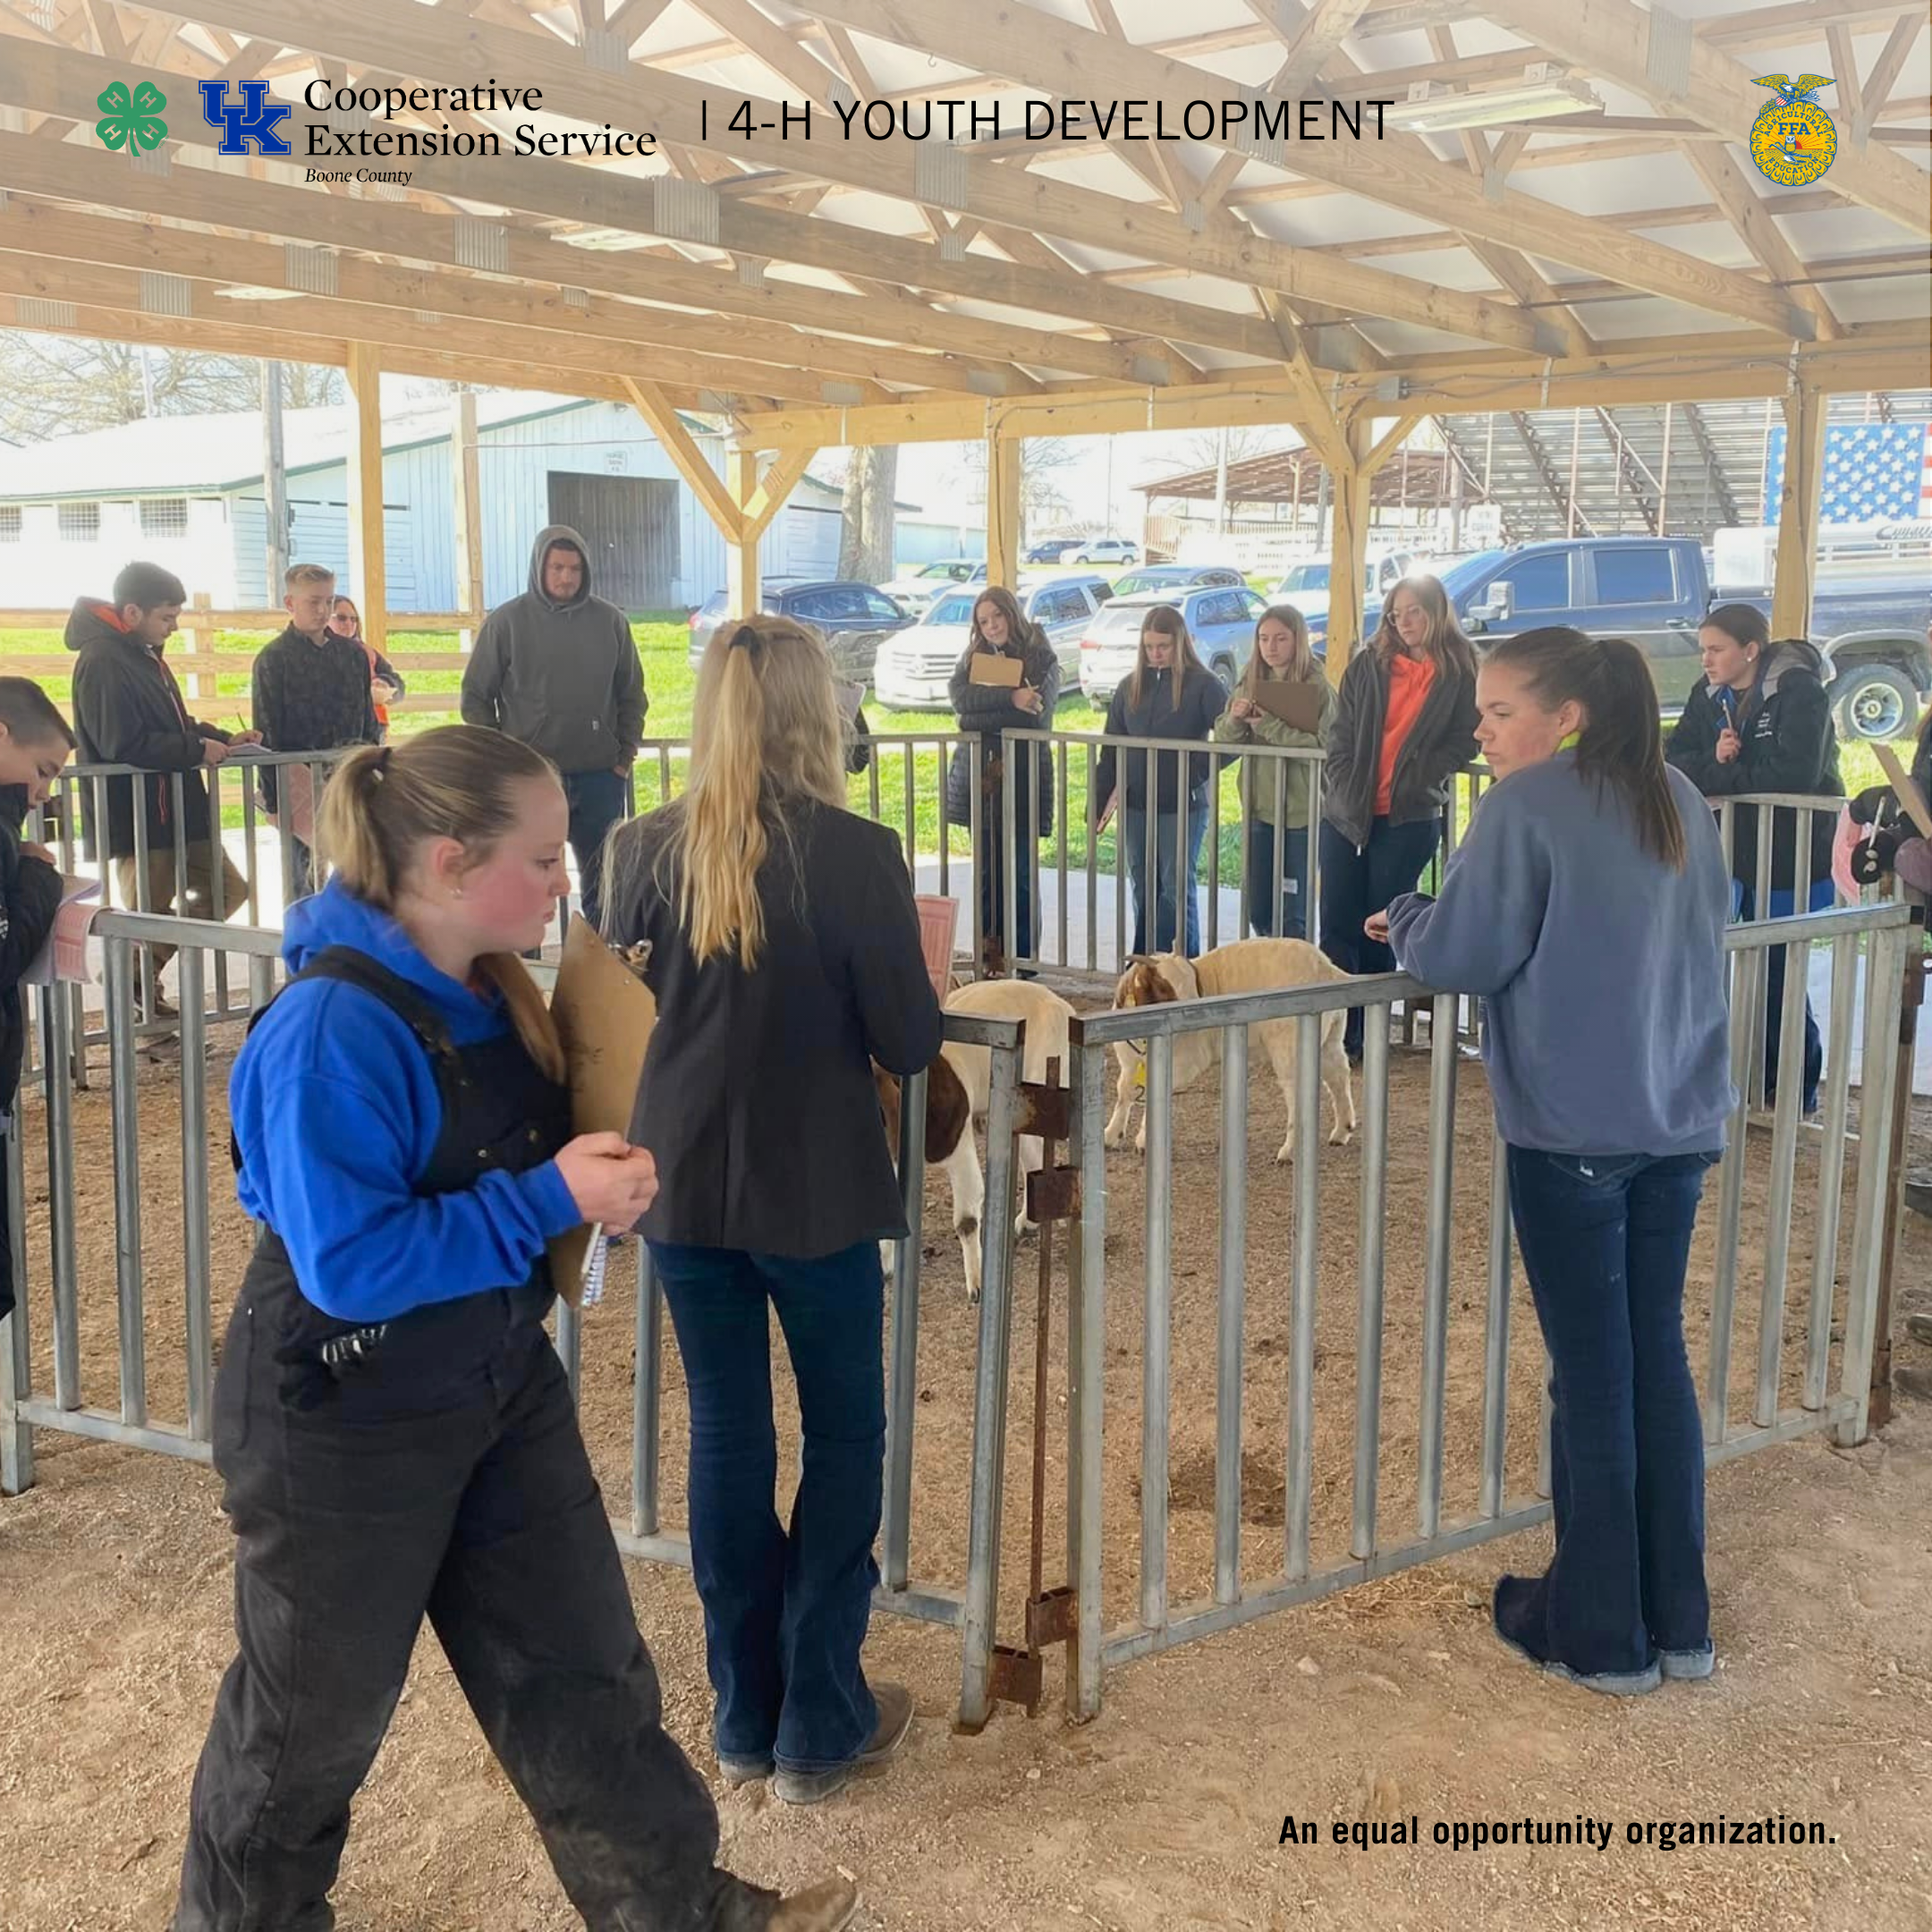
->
[[3, 1009, 1931, 1931]]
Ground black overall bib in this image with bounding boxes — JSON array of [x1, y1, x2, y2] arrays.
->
[[174, 949, 771, 1932]]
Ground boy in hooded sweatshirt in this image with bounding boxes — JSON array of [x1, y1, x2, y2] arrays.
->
[[461, 525, 646, 934]]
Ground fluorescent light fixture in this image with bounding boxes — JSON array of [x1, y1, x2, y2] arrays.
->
[[213, 284, 306, 301], [1385, 66, 1601, 134], [557, 225, 655, 251]]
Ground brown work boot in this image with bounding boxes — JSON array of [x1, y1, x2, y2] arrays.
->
[[771, 1683, 914, 1807], [767, 1876, 860, 1931]]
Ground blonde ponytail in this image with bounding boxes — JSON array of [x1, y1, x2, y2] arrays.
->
[[679, 640, 773, 968], [315, 725, 566, 1080], [609, 615, 844, 971]]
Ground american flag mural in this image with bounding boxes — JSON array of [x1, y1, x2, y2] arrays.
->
[[1764, 421, 1932, 524]]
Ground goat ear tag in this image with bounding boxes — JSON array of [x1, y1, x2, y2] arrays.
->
[[1134, 1063, 1147, 1089]]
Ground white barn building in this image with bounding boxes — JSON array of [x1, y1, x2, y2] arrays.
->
[[0, 392, 984, 614]]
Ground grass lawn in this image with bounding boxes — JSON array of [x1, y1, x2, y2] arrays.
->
[[3, 621, 1912, 877]]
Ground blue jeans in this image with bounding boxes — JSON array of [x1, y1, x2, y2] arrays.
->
[[1244, 819, 1310, 940], [1123, 796, 1210, 956], [648, 1240, 885, 1774], [564, 767, 632, 935], [1733, 878, 1830, 1113], [1501, 1147, 1718, 1681], [1317, 816, 1441, 1057]]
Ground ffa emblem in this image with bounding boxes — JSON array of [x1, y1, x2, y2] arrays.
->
[[1749, 74, 1837, 186]]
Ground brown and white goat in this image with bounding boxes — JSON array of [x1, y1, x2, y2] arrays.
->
[[1105, 939, 1356, 1165], [875, 1048, 987, 1302]]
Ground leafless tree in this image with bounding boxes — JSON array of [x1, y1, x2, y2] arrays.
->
[[0, 334, 342, 443], [950, 436, 1079, 530]]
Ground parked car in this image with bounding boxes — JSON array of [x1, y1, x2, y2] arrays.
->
[[1078, 584, 1273, 706], [1272, 549, 1421, 652], [1063, 535, 1139, 565], [1023, 539, 1073, 564], [877, 557, 987, 616], [1428, 537, 1931, 737], [1109, 564, 1247, 597], [874, 574, 1111, 710], [687, 579, 914, 683]]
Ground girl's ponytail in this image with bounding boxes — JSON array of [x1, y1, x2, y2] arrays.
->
[[1485, 626, 1688, 871]]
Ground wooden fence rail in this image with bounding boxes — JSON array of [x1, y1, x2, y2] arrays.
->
[[0, 599, 485, 716]]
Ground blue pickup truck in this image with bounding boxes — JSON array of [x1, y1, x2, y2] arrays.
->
[[1402, 538, 1929, 741]]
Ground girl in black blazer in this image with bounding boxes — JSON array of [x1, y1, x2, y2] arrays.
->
[[601, 614, 941, 1812]]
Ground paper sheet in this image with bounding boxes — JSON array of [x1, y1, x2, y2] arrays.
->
[[545, 912, 657, 1305], [22, 875, 103, 987]]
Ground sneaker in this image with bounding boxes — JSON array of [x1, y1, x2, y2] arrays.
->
[[716, 1750, 774, 1787], [772, 1682, 914, 1807], [1904, 1312, 1932, 1347], [1906, 1179, 1932, 1224], [1491, 1577, 1660, 1697], [768, 1877, 860, 1932], [1657, 1643, 1716, 1682]]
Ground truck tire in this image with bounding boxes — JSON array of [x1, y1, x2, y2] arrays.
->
[[1831, 663, 1919, 742]]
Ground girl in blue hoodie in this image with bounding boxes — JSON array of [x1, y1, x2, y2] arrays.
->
[[1379, 629, 1734, 1698], [174, 725, 854, 1932]]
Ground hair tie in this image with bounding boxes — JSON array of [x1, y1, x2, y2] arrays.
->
[[728, 623, 761, 656], [374, 744, 394, 775]]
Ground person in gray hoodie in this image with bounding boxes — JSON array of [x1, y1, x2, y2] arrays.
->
[[1380, 627, 1734, 1698], [461, 525, 646, 932]]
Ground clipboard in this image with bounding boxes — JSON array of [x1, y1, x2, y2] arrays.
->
[[968, 650, 1024, 690], [1873, 742, 1932, 839], [545, 912, 658, 1306], [1249, 681, 1329, 733]]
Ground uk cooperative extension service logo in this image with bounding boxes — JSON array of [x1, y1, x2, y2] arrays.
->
[[198, 80, 292, 155]]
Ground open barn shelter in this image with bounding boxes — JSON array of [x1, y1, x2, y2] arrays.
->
[[0, 0, 1925, 659]]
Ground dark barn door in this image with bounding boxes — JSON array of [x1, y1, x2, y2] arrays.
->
[[547, 472, 677, 613]]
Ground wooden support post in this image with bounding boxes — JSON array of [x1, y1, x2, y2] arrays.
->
[[725, 445, 760, 621], [452, 388, 483, 649], [739, 445, 817, 547], [261, 360, 287, 600], [1770, 382, 1826, 641], [987, 427, 1022, 591], [623, 377, 745, 544], [343, 342, 386, 651], [1326, 412, 1375, 681]]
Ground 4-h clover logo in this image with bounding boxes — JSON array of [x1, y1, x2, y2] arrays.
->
[[96, 80, 168, 157]]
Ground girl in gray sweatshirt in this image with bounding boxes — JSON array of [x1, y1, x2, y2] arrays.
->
[[1383, 627, 1734, 1698]]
